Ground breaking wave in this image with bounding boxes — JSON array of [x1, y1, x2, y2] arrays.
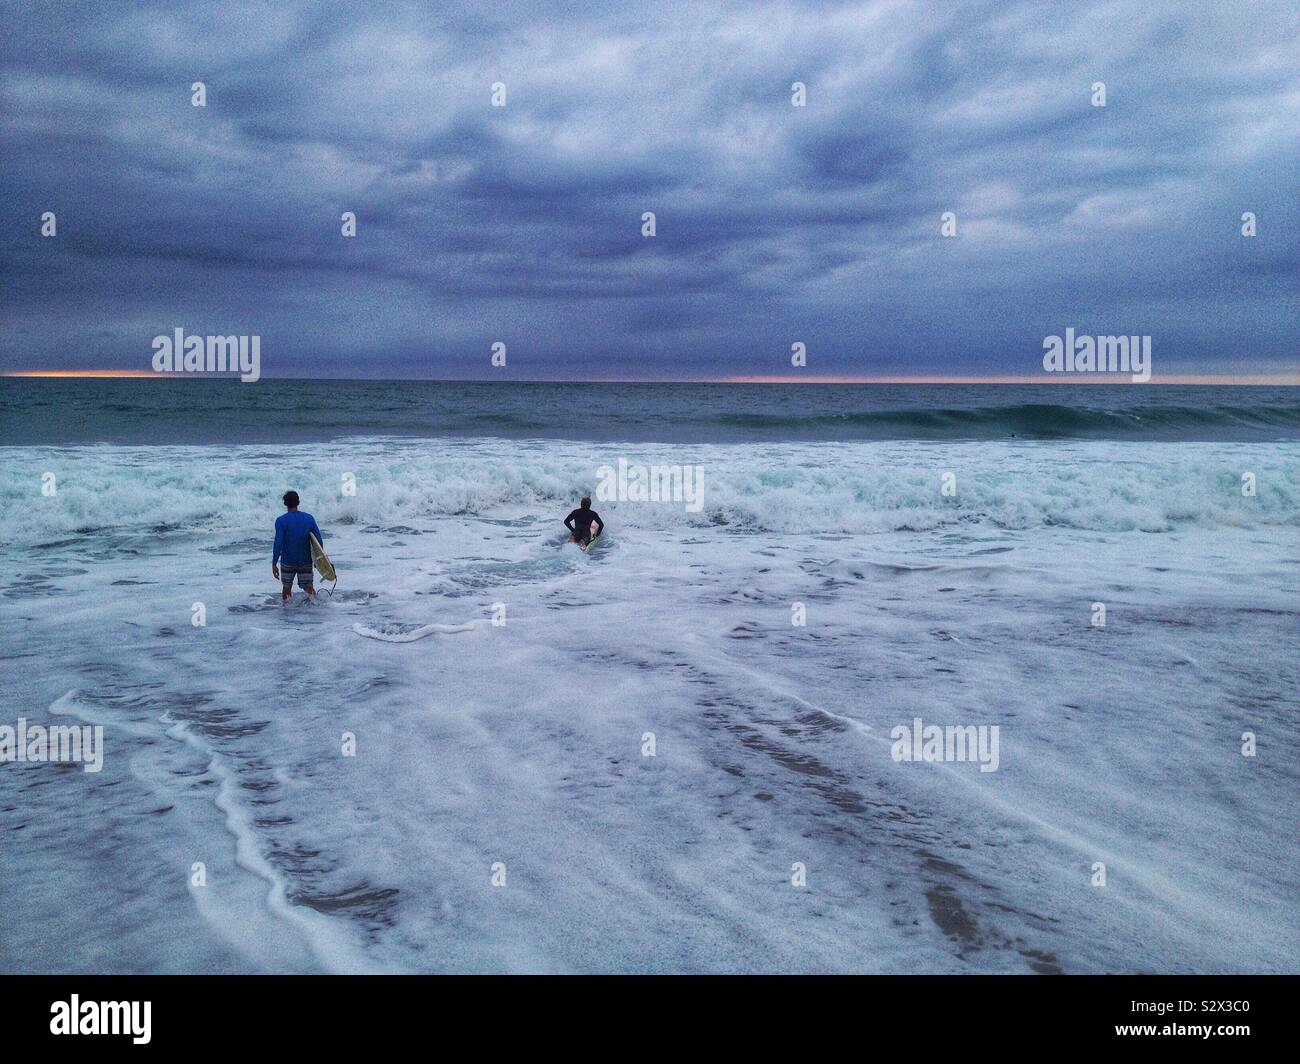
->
[[3, 437, 1297, 544]]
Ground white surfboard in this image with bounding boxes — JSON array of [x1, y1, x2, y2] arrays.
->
[[309, 532, 336, 581]]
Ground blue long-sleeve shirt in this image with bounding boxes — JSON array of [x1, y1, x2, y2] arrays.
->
[[273, 510, 322, 567]]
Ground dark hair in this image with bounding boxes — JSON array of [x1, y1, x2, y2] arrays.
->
[[581, 496, 591, 508], [283, 490, 300, 508]]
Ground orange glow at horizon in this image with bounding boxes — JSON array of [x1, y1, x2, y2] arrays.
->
[[3, 369, 164, 378]]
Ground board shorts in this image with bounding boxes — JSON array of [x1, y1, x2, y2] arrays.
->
[[280, 563, 314, 589]]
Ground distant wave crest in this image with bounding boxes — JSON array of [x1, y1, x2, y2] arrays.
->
[[710, 403, 1300, 439]]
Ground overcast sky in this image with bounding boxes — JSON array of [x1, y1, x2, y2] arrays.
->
[[1, 0, 1296, 380]]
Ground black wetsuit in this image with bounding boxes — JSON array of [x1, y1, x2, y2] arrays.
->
[[564, 507, 603, 545]]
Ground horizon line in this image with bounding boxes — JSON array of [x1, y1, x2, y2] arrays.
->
[[3, 370, 1298, 385]]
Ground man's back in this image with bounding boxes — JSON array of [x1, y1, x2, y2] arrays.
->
[[274, 510, 321, 568]]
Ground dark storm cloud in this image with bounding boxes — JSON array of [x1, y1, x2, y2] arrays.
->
[[1, 0, 1296, 378]]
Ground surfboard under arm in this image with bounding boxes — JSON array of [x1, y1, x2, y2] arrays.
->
[[309, 532, 337, 582]]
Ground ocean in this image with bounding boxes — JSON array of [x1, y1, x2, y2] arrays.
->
[[2, 379, 1297, 973]]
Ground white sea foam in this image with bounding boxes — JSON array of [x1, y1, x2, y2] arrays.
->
[[352, 621, 477, 642], [2, 438, 1296, 545], [2, 436, 1296, 973]]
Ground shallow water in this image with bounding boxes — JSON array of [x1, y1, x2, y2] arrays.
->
[[1, 436, 1297, 972]]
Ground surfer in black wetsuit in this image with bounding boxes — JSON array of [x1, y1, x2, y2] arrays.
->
[[564, 496, 604, 547]]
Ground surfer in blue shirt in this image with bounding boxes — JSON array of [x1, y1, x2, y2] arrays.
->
[[273, 490, 323, 600], [564, 496, 604, 548]]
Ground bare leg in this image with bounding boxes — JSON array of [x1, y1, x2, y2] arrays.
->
[[305, 586, 317, 597], [282, 586, 292, 601]]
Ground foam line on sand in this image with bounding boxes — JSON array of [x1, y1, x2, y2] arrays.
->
[[351, 621, 477, 642]]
